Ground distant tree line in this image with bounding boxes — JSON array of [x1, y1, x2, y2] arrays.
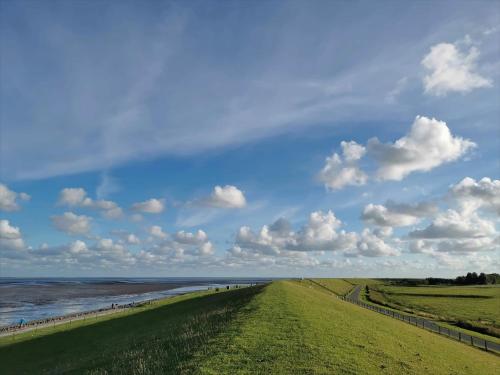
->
[[426, 272, 500, 286]]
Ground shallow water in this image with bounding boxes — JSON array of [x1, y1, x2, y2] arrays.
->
[[0, 277, 270, 327]]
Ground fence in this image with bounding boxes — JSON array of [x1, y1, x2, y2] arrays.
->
[[342, 285, 500, 354]]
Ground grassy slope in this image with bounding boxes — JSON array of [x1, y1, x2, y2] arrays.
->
[[196, 281, 498, 374], [309, 278, 354, 296], [0, 286, 264, 374], [1, 281, 498, 374], [344, 278, 383, 286]]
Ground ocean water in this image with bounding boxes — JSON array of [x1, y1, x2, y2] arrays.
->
[[0, 277, 271, 327]]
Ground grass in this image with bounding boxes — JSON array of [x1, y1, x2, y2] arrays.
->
[[368, 284, 500, 337], [0, 285, 264, 374], [307, 278, 354, 296], [1, 281, 498, 374], [343, 278, 383, 286]]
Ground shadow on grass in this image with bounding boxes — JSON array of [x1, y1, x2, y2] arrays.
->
[[0, 285, 266, 375]]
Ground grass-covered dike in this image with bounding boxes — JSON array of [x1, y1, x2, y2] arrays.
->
[[1, 281, 498, 374]]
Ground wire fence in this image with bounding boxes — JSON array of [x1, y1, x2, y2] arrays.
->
[[341, 286, 500, 354]]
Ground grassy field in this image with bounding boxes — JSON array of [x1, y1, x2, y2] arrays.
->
[[1, 281, 498, 374], [344, 278, 383, 286], [368, 284, 500, 337], [308, 278, 354, 296]]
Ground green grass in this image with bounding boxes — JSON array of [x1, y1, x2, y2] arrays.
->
[[343, 278, 383, 286], [308, 278, 354, 296], [1, 281, 498, 374], [369, 284, 500, 337], [0, 285, 264, 374]]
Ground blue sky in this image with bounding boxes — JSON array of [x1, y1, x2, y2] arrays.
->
[[1, 0, 499, 277]]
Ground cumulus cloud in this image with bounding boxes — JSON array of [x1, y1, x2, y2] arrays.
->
[[351, 229, 400, 257], [58, 187, 123, 219], [69, 240, 89, 254], [368, 116, 475, 181], [450, 177, 500, 215], [0, 219, 25, 250], [409, 209, 496, 240], [131, 198, 165, 214], [319, 141, 368, 190], [203, 185, 247, 208], [174, 230, 208, 245], [149, 225, 168, 240], [142, 227, 216, 263], [58, 188, 87, 206], [404, 175, 500, 258], [362, 201, 437, 227], [408, 209, 499, 255], [35, 239, 136, 269], [0, 183, 30, 212], [230, 210, 398, 261], [422, 42, 492, 96], [51, 212, 92, 236], [111, 230, 141, 245], [319, 116, 474, 189]]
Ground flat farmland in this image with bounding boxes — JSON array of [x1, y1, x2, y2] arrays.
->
[[369, 284, 500, 336]]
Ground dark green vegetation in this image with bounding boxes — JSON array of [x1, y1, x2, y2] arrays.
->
[[366, 283, 500, 338], [381, 272, 500, 287], [1, 281, 499, 374], [427, 272, 500, 286]]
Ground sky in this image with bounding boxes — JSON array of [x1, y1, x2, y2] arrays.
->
[[0, 0, 499, 278]]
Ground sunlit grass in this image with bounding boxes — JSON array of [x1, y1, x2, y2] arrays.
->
[[1, 281, 498, 374], [370, 284, 500, 337]]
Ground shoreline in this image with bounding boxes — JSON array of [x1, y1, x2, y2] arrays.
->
[[0, 297, 162, 337], [0, 283, 253, 337]]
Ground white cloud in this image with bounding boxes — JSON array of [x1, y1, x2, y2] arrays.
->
[[450, 177, 500, 215], [362, 201, 437, 227], [341, 141, 366, 162], [319, 141, 368, 190], [409, 209, 496, 240], [230, 210, 398, 259], [142, 227, 216, 262], [69, 240, 89, 254], [368, 116, 475, 181], [125, 234, 141, 245], [131, 198, 165, 214], [58, 187, 124, 219], [405, 176, 500, 258], [351, 229, 400, 257], [422, 42, 492, 96], [0, 219, 25, 250], [51, 212, 92, 236], [203, 185, 246, 208], [0, 183, 30, 212], [199, 241, 215, 256], [149, 225, 168, 240], [320, 116, 476, 190], [174, 230, 208, 245], [58, 188, 87, 206]]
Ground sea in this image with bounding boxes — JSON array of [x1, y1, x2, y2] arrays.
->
[[0, 277, 272, 327]]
